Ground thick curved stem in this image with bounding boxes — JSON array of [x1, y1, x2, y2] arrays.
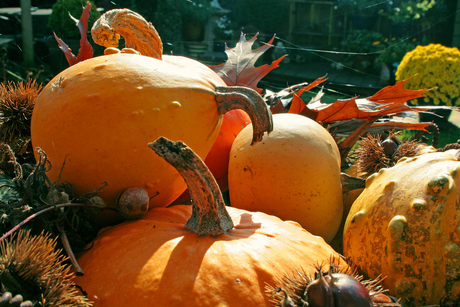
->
[[215, 86, 273, 145], [148, 137, 233, 236], [91, 8, 163, 59]]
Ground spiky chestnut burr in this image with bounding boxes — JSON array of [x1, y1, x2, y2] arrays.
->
[[0, 230, 92, 307], [266, 257, 401, 307], [354, 132, 431, 179], [0, 80, 41, 144], [0, 80, 42, 165]]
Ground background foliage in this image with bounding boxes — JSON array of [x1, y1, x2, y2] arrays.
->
[[48, 0, 101, 38]]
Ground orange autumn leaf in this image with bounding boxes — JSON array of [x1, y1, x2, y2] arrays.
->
[[368, 77, 435, 105], [288, 76, 328, 115], [370, 121, 432, 131], [269, 77, 443, 128]]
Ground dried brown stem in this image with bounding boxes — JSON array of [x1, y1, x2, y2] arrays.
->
[[341, 173, 366, 193], [215, 86, 273, 145], [0, 203, 109, 243], [91, 8, 163, 59], [59, 230, 84, 276], [148, 137, 233, 236]]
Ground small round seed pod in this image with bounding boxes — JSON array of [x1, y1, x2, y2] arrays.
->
[[116, 187, 150, 220], [87, 195, 106, 208]]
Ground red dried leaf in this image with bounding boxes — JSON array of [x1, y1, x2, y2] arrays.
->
[[315, 97, 381, 123], [269, 101, 287, 114], [273, 76, 445, 126], [370, 121, 432, 131], [368, 77, 434, 105], [54, 1, 93, 66], [210, 33, 286, 93], [288, 76, 328, 115], [54, 33, 78, 66]]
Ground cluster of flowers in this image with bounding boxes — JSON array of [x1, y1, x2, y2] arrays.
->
[[380, 0, 436, 23], [396, 44, 460, 106]]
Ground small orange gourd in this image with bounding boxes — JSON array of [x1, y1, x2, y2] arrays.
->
[[30, 9, 271, 223], [228, 113, 343, 242], [204, 109, 251, 191], [75, 137, 347, 306], [344, 149, 460, 306]]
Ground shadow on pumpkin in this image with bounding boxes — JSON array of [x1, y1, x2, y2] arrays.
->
[[77, 209, 269, 304], [152, 212, 265, 303]]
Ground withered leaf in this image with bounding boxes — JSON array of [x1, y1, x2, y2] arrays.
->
[[210, 33, 287, 93], [54, 1, 93, 66]]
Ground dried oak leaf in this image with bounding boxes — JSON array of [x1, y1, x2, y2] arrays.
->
[[54, 1, 94, 66], [210, 33, 286, 93]]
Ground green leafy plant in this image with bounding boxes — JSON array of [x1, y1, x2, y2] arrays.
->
[[340, 30, 386, 53], [213, 14, 236, 41], [177, 0, 212, 25], [374, 37, 424, 70], [48, 0, 101, 38], [396, 43, 460, 106], [340, 30, 387, 72], [337, 0, 385, 17], [233, 0, 288, 34], [378, 0, 436, 23], [153, 0, 183, 48]]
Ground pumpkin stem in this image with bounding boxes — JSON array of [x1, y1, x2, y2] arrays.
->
[[148, 137, 233, 236], [91, 8, 163, 59], [215, 86, 273, 145]]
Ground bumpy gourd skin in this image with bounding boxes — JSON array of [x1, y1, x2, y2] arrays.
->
[[343, 150, 460, 306], [228, 113, 343, 243], [31, 53, 225, 221]]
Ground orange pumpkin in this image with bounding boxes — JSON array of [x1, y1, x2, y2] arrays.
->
[[30, 9, 271, 223], [204, 109, 251, 191], [74, 137, 348, 306], [171, 109, 251, 206]]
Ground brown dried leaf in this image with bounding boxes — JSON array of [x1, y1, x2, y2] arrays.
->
[[210, 33, 286, 93]]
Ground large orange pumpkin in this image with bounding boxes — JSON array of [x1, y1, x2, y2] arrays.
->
[[31, 52, 221, 215], [228, 113, 343, 243], [30, 9, 271, 223], [74, 137, 347, 306]]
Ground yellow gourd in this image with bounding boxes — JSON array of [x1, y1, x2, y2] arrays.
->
[[228, 113, 343, 243], [344, 149, 460, 306]]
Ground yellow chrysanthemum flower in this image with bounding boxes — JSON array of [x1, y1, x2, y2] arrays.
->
[[396, 44, 460, 106]]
